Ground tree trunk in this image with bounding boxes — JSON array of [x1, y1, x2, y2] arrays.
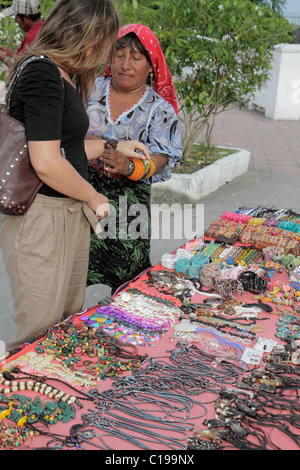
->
[[182, 115, 211, 159]]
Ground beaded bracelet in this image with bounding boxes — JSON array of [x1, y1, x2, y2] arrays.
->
[[143, 158, 156, 179], [214, 278, 244, 299], [104, 137, 118, 150], [237, 270, 269, 294], [200, 262, 221, 288]]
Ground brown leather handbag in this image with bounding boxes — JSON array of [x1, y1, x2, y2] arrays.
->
[[0, 55, 57, 215]]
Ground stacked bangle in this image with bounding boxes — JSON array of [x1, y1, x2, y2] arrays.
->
[[127, 159, 145, 180], [142, 158, 156, 178], [127, 158, 156, 181]]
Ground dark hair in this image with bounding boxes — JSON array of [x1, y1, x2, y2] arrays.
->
[[17, 12, 42, 21], [116, 32, 151, 64]]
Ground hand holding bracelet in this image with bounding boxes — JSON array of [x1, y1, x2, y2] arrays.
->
[[104, 138, 118, 150]]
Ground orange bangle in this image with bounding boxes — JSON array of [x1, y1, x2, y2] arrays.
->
[[127, 158, 157, 181], [127, 159, 145, 181]]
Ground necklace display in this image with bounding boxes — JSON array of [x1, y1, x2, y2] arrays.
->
[[187, 338, 300, 450], [53, 344, 248, 451], [76, 291, 181, 348], [0, 364, 83, 437], [2, 205, 300, 450], [1, 320, 147, 407]]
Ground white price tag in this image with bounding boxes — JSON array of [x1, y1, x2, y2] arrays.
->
[[241, 347, 263, 365]]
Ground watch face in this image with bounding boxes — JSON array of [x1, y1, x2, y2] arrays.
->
[[127, 160, 135, 176]]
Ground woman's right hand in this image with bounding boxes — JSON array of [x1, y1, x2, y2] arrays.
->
[[87, 192, 110, 220]]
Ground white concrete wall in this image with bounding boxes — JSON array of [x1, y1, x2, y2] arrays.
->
[[249, 44, 300, 120], [0, 81, 5, 102], [0, 64, 5, 103], [152, 148, 251, 203]]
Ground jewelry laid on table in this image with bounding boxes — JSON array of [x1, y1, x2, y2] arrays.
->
[[161, 247, 195, 270], [0, 420, 39, 449], [171, 321, 246, 367], [77, 291, 181, 347], [275, 314, 300, 340], [0, 366, 92, 407], [187, 353, 300, 449], [188, 318, 257, 346], [1, 206, 300, 450], [0, 390, 76, 427], [1, 320, 147, 392], [112, 291, 180, 327], [61, 343, 249, 451], [214, 278, 244, 299]]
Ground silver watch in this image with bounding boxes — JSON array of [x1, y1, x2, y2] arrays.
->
[[126, 160, 135, 176]]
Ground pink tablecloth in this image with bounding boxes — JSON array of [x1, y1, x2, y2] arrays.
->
[[0, 255, 299, 451]]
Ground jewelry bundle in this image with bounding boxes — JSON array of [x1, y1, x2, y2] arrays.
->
[[200, 262, 221, 287], [205, 208, 300, 252], [214, 278, 244, 299], [0, 421, 38, 449], [0, 389, 76, 426]]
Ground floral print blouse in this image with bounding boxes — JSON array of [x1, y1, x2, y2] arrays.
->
[[87, 77, 182, 183]]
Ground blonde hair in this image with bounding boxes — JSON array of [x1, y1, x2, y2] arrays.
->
[[6, 0, 119, 104]]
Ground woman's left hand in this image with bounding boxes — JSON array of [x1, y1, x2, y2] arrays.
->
[[102, 149, 134, 176], [117, 139, 149, 160], [85, 136, 149, 161]]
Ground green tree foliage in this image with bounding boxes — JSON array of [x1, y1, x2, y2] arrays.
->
[[117, 0, 292, 158]]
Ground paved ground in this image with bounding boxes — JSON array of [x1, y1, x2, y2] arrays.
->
[[1, 105, 300, 347], [211, 105, 300, 176]]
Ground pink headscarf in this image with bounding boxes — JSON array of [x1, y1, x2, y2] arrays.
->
[[107, 23, 178, 114]]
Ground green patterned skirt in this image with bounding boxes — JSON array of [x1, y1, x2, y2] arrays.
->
[[87, 167, 152, 290]]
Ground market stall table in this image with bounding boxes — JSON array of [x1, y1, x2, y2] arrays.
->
[[1, 206, 300, 451]]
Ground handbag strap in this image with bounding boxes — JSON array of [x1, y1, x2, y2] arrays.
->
[[2, 54, 64, 112]]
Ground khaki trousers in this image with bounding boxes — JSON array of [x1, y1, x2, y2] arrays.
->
[[0, 194, 92, 351]]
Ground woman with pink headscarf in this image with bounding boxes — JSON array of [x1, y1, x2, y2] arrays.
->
[[87, 23, 182, 291]]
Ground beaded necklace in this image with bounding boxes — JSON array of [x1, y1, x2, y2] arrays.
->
[[0, 391, 76, 427], [3, 320, 146, 390], [79, 305, 168, 347], [106, 79, 149, 125], [0, 421, 39, 449]]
